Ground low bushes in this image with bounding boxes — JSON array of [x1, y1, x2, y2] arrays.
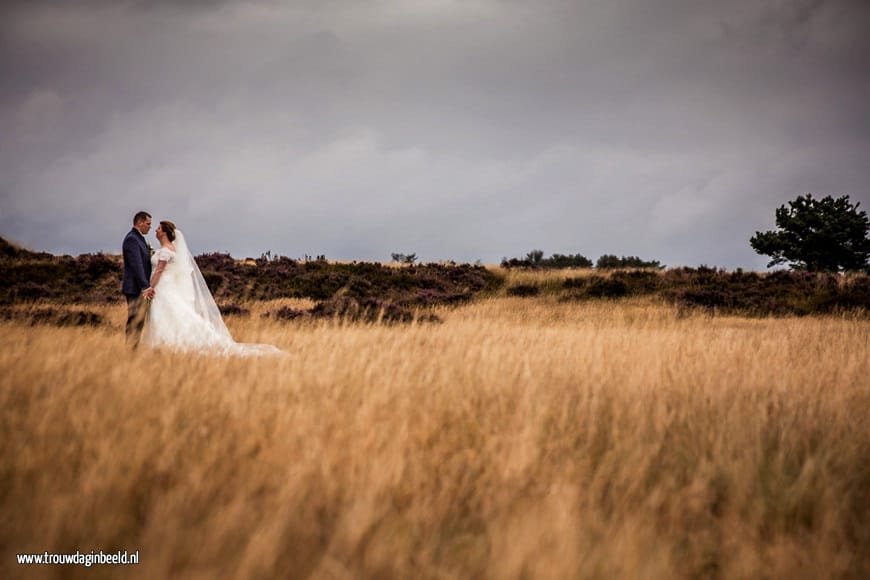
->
[[0, 237, 503, 314], [506, 284, 541, 297], [0, 307, 105, 327], [555, 267, 870, 316], [663, 269, 870, 316], [218, 303, 250, 317], [560, 271, 661, 300]]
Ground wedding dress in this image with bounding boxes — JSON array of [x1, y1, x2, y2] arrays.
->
[[142, 230, 282, 357]]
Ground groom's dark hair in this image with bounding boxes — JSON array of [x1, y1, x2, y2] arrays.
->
[[133, 211, 151, 225]]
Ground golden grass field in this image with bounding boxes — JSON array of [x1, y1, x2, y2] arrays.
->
[[2, 282, 869, 578]]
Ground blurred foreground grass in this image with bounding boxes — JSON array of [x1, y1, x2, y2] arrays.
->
[[2, 297, 869, 578]]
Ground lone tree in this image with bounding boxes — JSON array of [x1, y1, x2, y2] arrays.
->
[[750, 194, 870, 272]]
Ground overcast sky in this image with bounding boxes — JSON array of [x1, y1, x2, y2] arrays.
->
[[1, 0, 868, 267]]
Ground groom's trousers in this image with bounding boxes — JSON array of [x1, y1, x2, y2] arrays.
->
[[125, 294, 150, 349]]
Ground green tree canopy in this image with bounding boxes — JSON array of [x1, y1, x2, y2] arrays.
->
[[750, 194, 870, 272]]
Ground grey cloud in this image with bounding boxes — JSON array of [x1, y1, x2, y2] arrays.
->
[[1, 0, 868, 268]]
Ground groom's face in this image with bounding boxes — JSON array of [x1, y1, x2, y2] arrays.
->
[[136, 217, 152, 235]]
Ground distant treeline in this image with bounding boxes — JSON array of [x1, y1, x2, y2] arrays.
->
[[500, 250, 663, 269]]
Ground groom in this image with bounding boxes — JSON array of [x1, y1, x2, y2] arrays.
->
[[122, 211, 155, 348]]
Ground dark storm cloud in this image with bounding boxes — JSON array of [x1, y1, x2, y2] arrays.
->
[[1, 0, 868, 267]]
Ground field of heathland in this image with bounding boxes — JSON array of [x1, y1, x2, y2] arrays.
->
[[2, 240, 869, 578]]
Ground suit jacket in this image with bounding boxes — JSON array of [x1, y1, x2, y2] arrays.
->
[[121, 228, 152, 296]]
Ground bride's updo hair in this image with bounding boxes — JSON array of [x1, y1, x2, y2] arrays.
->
[[160, 220, 177, 242]]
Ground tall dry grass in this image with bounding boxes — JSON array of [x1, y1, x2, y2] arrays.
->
[[2, 296, 869, 579], [495, 266, 599, 290]]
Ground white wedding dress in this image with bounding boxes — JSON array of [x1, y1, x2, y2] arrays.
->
[[142, 230, 282, 357]]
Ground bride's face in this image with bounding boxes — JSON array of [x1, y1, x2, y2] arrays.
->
[[155, 225, 166, 243]]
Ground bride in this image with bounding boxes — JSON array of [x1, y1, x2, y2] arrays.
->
[[142, 220, 282, 357]]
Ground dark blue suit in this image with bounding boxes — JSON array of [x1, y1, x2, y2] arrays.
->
[[122, 228, 152, 296], [122, 228, 152, 347]]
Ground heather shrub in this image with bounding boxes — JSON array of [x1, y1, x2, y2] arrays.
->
[[218, 303, 249, 317], [0, 237, 52, 261], [0, 307, 104, 327], [4, 261, 71, 288], [563, 277, 589, 289], [585, 276, 629, 298], [77, 253, 120, 281], [560, 276, 628, 301], [833, 276, 870, 309], [202, 272, 225, 294], [610, 270, 662, 295], [661, 269, 869, 316], [195, 252, 238, 270], [13, 283, 54, 301], [265, 306, 309, 321], [403, 289, 473, 307], [506, 284, 541, 297]]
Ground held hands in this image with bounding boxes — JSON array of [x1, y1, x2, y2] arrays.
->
[[142, 287, 156, 300]]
